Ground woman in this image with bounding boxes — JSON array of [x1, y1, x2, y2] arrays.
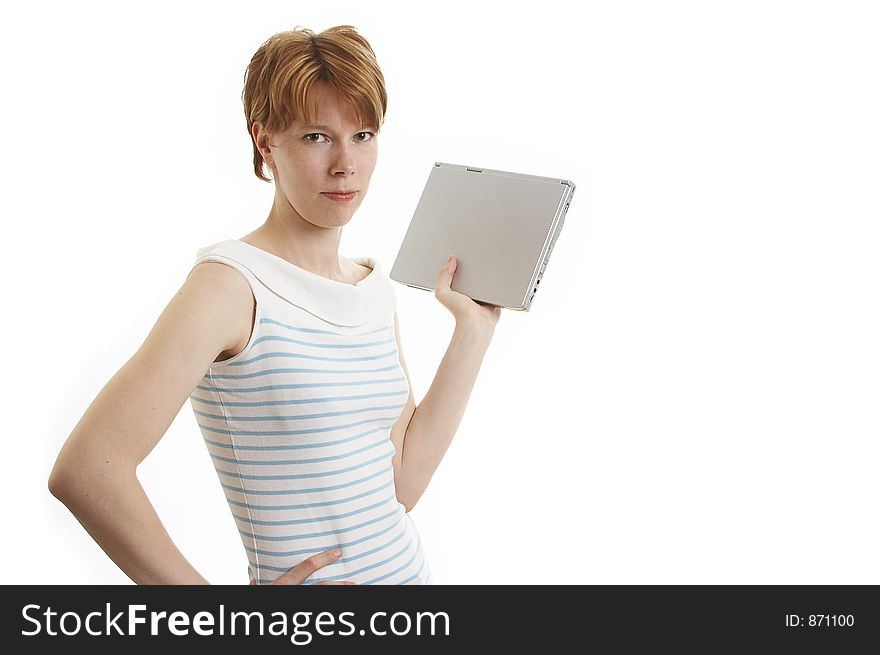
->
[[48, 25, 500, 585]]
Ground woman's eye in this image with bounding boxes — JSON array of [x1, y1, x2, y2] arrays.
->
[[304, 132, 374, 143]]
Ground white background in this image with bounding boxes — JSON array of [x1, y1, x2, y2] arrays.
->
[[2, 0, 878, 584]]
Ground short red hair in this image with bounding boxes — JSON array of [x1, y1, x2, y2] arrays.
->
[[242, 25, 388, 183]]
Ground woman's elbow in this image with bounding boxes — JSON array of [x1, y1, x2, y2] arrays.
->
[[48, 457, 78, 501], [48, 448, 103, 501]]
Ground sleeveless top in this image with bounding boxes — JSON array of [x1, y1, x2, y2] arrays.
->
[[186, 239, 433, 585]]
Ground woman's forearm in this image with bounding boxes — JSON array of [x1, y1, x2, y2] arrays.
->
[[50, 466, 210, 585], [396, 319, 496, 510]]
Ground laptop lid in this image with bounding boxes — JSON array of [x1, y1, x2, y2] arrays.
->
[[390, 162, 575, 311]]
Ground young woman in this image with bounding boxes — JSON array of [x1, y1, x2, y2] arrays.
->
[[49, 25, 500, 585]]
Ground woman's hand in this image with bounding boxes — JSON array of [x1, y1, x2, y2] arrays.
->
[[435, 256, 502, 330], [248, 548, 356, 585]]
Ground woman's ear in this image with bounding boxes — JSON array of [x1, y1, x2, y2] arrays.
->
[[252, 122, 275, 169]]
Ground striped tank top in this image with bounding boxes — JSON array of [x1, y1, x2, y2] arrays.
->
[[187, 239, 433, 585]]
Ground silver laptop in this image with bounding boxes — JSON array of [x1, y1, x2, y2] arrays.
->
[[390, 162, 575, 311]]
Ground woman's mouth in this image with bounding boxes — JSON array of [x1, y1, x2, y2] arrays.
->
[[321, 191, 357, 201]]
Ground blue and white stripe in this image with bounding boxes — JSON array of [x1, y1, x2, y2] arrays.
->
[[189, 312, 432, 585]]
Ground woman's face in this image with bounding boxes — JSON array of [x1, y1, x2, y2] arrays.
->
[[257, 83, 378, 229]]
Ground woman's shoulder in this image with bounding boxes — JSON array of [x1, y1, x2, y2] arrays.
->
[[185, 261, 256, 362]]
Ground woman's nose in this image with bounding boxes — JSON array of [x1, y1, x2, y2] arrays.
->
[[331, 145, 356, 176]]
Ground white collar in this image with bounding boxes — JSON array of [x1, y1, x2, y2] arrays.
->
[[194, 239, 395, 327]]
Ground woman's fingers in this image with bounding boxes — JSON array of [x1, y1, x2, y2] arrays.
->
[[269, 548, 345, 585], [434, 256, 456, 298], [248, 548, 357, 585]]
